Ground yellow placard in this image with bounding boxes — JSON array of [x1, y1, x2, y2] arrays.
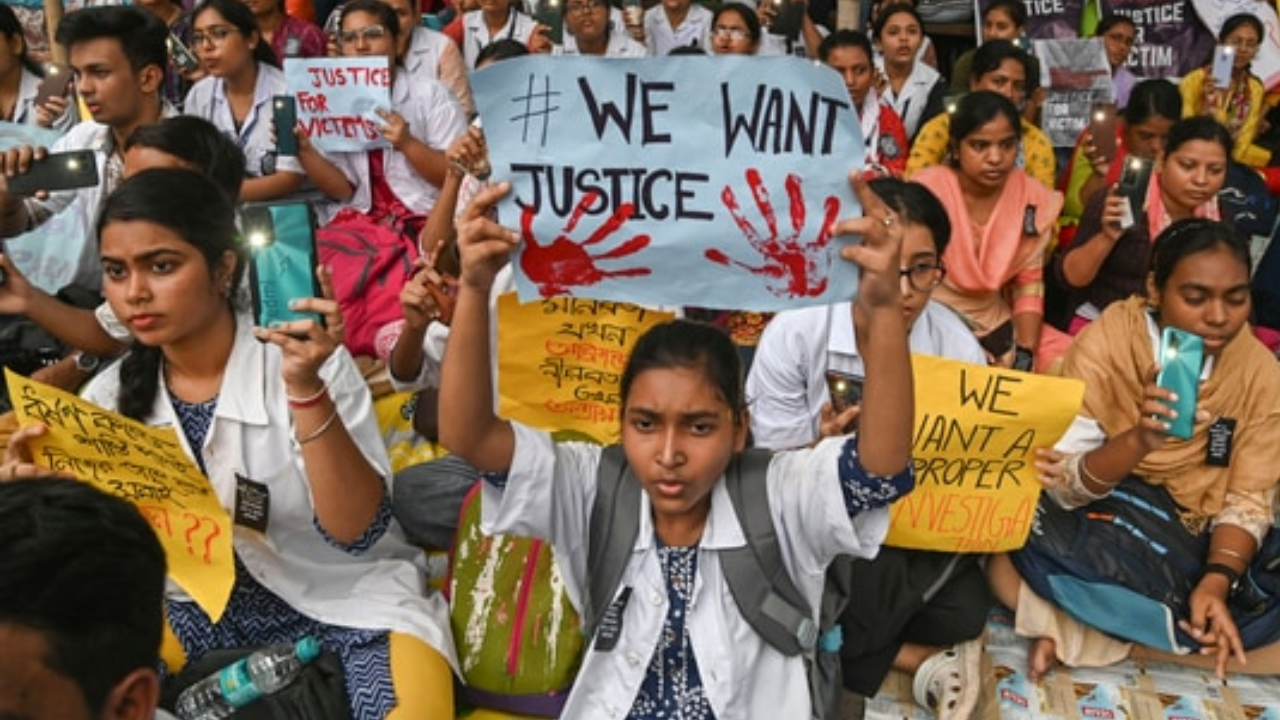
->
[[885, 355, 1085, 553], [5, 369, 234, 621], [497, 294, 675, 444]]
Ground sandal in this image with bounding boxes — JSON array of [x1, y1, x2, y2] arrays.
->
[[912, 637, 983, 720]]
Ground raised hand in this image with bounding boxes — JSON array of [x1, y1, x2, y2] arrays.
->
[[708, 168, 841, 298], [519, 191, 651, 297]]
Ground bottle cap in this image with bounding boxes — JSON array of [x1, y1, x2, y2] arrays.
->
[[295, 636, 322, 663]]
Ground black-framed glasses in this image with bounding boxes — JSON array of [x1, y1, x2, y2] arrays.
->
[[339, 25, 390, 45], [191, 26, 239, 47], [899, 262, 946, 293]]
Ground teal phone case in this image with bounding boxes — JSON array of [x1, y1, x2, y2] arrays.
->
[[1156, 327, 1203, 440], [243, 201, 321, 330]]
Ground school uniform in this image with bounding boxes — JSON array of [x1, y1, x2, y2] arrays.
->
[[643, 3, 712, 56], [874, 56, 943, 141], [319, 73, 467, 221], [461, 8, 540, 69], [481, 422, 911, 719], [182, 63, 305, 181], [556, 28, 649, 57]]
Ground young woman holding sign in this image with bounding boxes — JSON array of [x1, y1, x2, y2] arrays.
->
[[990, 218, 1280, 683], [296, 0, 467, 358], [184, 0, 306, 202], [4, 168, 458, 719]]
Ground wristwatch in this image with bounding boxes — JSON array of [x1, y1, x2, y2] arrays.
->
[[73, 351, 102, 375], [1203, 562, 1242, 594]]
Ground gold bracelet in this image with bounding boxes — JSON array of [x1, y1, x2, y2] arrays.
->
[[296, 408, 338, 446]]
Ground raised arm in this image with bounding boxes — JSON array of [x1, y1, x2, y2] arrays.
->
[[831, 174, 913, 476], [437, 182, 518, 471]]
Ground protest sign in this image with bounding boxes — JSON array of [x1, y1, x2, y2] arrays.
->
[[496, 293, 674, 443], [472, 56, 865, 311], [1193, 0, 1280, 89], [283, 57, 392, 152], [885, 355, 1083, 553], [0, 120, 62, 151], [5, 369, 235, 621], [980, 0, 1214, 78], [1033, 38, 1114, 147]]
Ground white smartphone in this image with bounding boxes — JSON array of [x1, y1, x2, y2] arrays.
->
[[1211, 44, 1235, 88]]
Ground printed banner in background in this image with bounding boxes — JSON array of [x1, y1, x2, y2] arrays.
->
[[496, 294, 674, 443], [978, 0, 1214, 78], [5, 370, 235, 621], [283, 57, 392, 152], [473, 56, 866, 311], [1192, 0, 1280, 89], [1033, 38, 1115, 147], [885, 355, 1083, 553]]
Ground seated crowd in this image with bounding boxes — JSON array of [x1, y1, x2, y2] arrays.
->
[[2, 1, 1280, 720]]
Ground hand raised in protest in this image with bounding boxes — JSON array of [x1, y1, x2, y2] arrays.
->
[[520, 190, 652, 297], [456, 182, 520, 292], [830, 173, 903, 310], [709, 168, 841, 298], [401, 256, 456, 329], [447, 125, 490, 181]]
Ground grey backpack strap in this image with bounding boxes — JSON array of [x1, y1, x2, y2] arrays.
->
[[720, 449, 818, 656], [585, 444, 641, 638]]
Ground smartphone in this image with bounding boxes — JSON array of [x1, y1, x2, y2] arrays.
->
[[944, 92, 965, 115], [1211, 44, 1236, 88], [825, 370, 864, 413], [34, 63, 73, 106], [242, 201, 323, 331], [168, 33, 200, 75], [529, 0, 564, 45], [1116, 155, 1153, 229], [272, 95, 298, 156], [1156, 326, 1203, 440], [4, 149, 99, 196], [770, 0, 806, 38], [1089, 102, 1118, 162]]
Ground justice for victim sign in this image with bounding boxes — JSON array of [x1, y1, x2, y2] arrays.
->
[[886, 356, 1084, 553], [4, 370, 234, 621]]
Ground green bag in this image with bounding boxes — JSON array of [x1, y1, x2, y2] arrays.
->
[[446, 484, 584, 718]]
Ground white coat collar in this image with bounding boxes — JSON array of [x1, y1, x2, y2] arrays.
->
[[631, 468, 750, 551]]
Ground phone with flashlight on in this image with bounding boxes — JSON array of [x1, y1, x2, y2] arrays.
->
[[241, 201, 323, 334]]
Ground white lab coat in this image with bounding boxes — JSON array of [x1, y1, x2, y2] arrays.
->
[[182, 63, 304, 179], [82, 314, 457, 669], [481, 422, 892, 719], [643, 3, 712, 56], [747, 300, 986, 450], [461, 8, 541, 69]]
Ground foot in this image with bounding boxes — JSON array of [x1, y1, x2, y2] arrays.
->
[[1027, 636, 1058, 682], [912, 637, 984, 720]]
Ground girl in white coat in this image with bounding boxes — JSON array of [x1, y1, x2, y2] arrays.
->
[[439, 175, 918, 719]]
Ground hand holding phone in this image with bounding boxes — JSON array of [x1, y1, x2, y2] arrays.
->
[[825, 370, 864, 413], [1211, 44, 1236, 89], [1155, 326, 1203, 440], [1089, 103, 1118, 163], [168, 33, 200, 75], [4, 149, 99, 197], [272, 95, 298, 156], [243, 201, 323, 332], [1115, 156, 1152, 230], [34, 64, 73, 107]]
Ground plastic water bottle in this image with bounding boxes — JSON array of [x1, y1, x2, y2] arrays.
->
[[174, 637, 323, 720]]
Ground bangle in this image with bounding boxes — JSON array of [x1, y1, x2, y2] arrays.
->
[[287, 382, 329, 409], [296, 408, 338, 445], [1078, 453, 1109, 489], [1210, 546, 1249, 563]]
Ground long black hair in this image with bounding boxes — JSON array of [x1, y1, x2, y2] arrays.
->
[[96, 168, 245, 420]]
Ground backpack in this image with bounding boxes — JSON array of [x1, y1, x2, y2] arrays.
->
[[446, 483, 585, 718], [586, 446, 849, 720]]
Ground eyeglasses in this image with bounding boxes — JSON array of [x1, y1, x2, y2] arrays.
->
[[1227, 38, 1259, 52], [339, 25, 390, 45], [899, 262, 946, 293], [712, 26, 751, 41], [190, 26, 239, 47], [567, 0, 607, 14]]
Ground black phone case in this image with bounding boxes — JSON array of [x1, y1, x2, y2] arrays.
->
[[273, 95, 299, 156], [5, 150, 100, 196]]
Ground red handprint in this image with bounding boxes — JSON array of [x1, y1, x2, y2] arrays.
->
[[520, 191, 652, 297], [706, 169, 841, 298]]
